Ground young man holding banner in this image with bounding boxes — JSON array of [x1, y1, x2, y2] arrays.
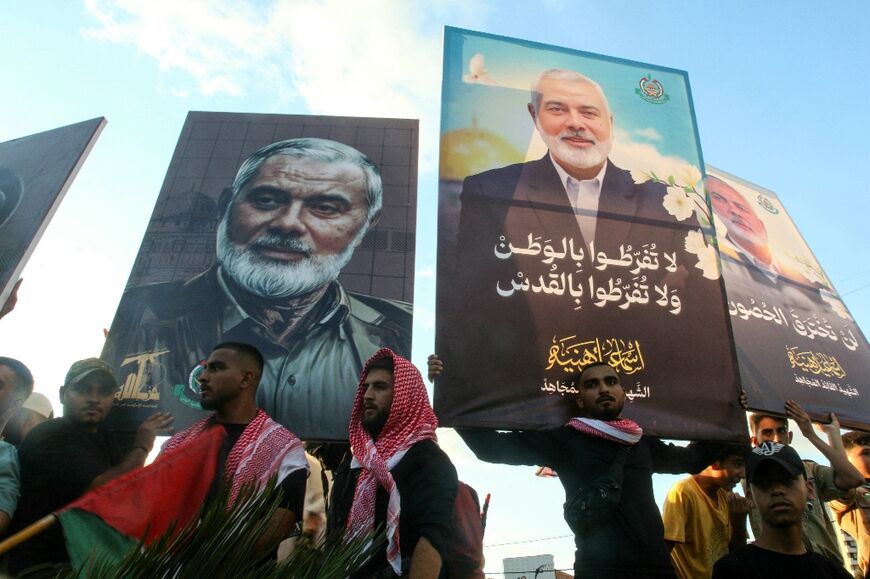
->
[[745, 404, 861, 570], [430, 355, 720, 578], [713, 442, 851, 579]]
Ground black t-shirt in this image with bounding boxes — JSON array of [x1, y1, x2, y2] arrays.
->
[[713, 544, 852, 579], [327, 439, 458, 578], [9, 418, 125, 573], [208, 423, 306, 518], [460, 427, 716, 577]]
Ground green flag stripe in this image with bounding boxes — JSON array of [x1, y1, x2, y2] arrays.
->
[[58, 508, 138, 570]]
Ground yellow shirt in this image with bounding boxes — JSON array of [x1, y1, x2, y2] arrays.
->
[[663, 476, 732, 579]]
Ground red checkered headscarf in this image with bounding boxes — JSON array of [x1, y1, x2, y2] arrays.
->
[[346, 348, 438, 575]]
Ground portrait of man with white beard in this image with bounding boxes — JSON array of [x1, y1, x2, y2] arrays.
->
[[104, 127, 415, 441], [434, 66, 739, 436]]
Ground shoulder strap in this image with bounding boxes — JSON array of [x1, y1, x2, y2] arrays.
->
[[607, 445, 631, 480]]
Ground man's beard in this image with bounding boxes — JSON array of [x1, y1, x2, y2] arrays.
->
[[726, 220, 768, 255], [587, 400, 623, 421], [362, 409, 388, 439], [538, 123, 612, 171], [216, 217, 362, 299]]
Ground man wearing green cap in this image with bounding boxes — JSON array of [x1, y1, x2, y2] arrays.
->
[[9, 358, 173, 576]]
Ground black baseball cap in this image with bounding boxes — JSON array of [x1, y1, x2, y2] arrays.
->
[[746, 441, 804, 484]]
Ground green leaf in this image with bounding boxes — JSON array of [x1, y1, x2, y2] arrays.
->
[[66, 478, 382, 579]]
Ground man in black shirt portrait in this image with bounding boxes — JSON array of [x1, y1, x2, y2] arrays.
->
[[713, 441, 851, 578]]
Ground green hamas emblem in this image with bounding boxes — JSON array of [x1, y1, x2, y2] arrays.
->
[[756, 194, 780, 215], [636, 74, 670, 104], [171, 360, 206, 409]]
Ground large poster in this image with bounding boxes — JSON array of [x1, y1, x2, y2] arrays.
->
[[0, 118, 106, 306], [708, 166, 870, 430], [103, 112, 418, 440], [435, 27, 744, 441]]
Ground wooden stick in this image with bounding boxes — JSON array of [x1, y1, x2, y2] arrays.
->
[[0, 514, 56, 555]]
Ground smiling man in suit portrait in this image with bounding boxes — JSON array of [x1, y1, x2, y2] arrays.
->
[[435, 68, 739, 436]]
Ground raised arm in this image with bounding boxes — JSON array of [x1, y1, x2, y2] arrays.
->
[[785, 400, 863, 491], [649, 438, 724, 475], [457, 427, 558, 467], [88, 412, 174, 489], [429, 354, 556, 466]]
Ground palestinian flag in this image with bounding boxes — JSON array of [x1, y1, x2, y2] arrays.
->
[[56, 427, 223, 569]]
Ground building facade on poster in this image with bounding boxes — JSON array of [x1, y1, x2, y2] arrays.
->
[[104, 113, 417, 440]]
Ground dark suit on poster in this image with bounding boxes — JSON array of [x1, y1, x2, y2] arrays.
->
[[435, 155, 743, 440]]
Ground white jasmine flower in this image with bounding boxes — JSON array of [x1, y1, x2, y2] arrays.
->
[[662, 186, 694, 221]]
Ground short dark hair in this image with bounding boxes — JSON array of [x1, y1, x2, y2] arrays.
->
[[212, 342, 264, 374], [711, 443, 752, 464], [843, 431, 870, 450], [749, 412, 787, 434], [0, 357, 34, 398], [564, 361, 616, 389], [366, 356, 394, 375]]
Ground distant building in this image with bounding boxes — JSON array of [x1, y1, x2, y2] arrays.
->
[[840, 528, 860, 576], [503, 554, 555, 579], [127, 190, 218, 287]]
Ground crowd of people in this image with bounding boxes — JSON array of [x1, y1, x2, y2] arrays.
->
[[0, 345, 865, 578], [0, 344, 462, 578]]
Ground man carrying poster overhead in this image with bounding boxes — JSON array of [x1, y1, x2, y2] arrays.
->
[[431, 355, 720, 578], [436, 65, 742, 441], [105, 138, 412, 440]]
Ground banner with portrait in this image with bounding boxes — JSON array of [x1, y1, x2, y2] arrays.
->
[[103, 112, 418, 440], [0, 118, 106, 307], [708, 166, 870, 430], [435, 27, 744, 441]]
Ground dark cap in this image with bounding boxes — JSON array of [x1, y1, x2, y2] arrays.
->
[[64, 358, 116, 388], [746, 441, 804, 484]]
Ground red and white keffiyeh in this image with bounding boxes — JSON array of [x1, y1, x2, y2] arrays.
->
[[162, 409, 307, 504], [567, 417, 643, 445], [346, 348, 438, 575]]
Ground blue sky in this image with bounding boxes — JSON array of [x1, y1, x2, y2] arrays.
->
[[2, 1, 870, 574]]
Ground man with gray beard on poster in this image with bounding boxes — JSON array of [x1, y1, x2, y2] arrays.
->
[[104, 138, 412, 440]]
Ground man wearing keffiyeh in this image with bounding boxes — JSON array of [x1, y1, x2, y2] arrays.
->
[[161, 342, 308, 555], [430, 355, 725, 579], [328, 348, 458, 578]]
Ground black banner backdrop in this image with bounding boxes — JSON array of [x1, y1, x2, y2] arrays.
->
[[0, 118, 105, 307], [708, 166, 870, 431]]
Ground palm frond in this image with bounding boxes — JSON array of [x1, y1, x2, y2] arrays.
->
[[67, 479, 381, 579]]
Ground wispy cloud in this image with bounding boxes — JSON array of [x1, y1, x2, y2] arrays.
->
[[74, 2, 705, 196], [634, 127, 662, 141], [82, 0, 491, 167], [416, 265, 436, 279]]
